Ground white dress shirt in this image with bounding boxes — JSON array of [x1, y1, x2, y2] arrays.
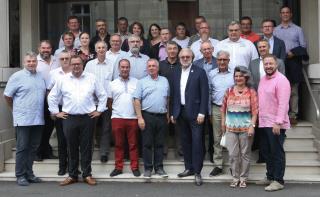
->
[[59, 32, 81, 49], [190, 38, 219, 62], [84, 57, 113, 95], [48, 72, 107, 115], [47, 67, 69, 90], [180, 65, 191, 105], [36, 55, 60, 87], [172, 37, 190, 48], [106, 49, 126, 68], [109, 77, 138, 119], [259, 58, 266, 79], [264, 36, 274, 54], [214, 37, 259, 71]]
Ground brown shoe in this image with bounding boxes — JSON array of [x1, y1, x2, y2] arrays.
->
[[83, 176, 97, 185], [59, 177, 78, 186], [290, 118, 298, 126]]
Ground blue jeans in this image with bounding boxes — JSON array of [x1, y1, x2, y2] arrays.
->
[[260, 127, 286, 184], [15, 125, 43, 178]]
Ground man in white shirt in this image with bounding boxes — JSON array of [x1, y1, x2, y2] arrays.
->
[[48, 55, 107, 186], [47, 51, 72, 176], [172, 23, 190, 48], [214, 21, 258, 71], [85, 40, 113, 163], [190, 22, 219, 62], [106, 34, 126, 67], [58, 16, 81, 49], [54, 32, 76, 59], [108, 59, 140, 177], [36, 40, 59, 161]]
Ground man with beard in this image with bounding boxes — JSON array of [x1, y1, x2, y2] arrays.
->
[[85, 41, 114, 163], [256, 54, 290, 191], [113, 35, 149, 80], [89, 19, 111, 54], [35, 40, 59, 161], [190, 22, 219, 62], [171, 48, 209, 186]]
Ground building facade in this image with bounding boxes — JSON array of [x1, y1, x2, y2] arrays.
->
[[1, 0, 320, 171]]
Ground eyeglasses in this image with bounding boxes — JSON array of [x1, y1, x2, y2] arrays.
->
[[180, 56, 191, 59], [60, 57, 70, 61], [217, 58, 229, 62]]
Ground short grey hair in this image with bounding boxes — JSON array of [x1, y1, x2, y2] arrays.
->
[[216, 50, 230, 58], [95, 41, 107, 51], [25, 51, 37, 59], [128, 34, 141, 42], [228, 21, 241, 28]]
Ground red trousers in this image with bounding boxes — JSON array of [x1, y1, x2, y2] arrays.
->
[[111, 118, 139, 170]]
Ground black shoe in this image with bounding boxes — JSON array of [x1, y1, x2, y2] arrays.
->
[[256, 158, 266, 164], [195, 174, 203, 186], [27, 175, 42, 183], [58, 168, 67, 176], [155, 168, 168, 178], [47, 154, 58, 159], [209, 167, 223, 177], [143, 170, 152, 179], [100, 155, 108, 163], [132, 169, 141, 177], [110, 169, 122, 177], [177, 170, 194, 178], [34, 155, 43, 162]]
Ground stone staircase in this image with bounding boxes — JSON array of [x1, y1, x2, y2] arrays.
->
[[1, 121, 320, 183]]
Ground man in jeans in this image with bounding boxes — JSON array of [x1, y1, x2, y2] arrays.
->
[[4, 52, 46, 186], [257, 54, 290, 191]]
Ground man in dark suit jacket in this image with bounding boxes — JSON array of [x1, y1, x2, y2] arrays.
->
[[170, 48, 209, 186], [249, 39, 286, 90], [255, 19, 286, 61], [249, 39, 285, 164], [193, 40, 218, 162]]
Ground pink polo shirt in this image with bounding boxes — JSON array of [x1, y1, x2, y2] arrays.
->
[[258, 71, 291, 129]]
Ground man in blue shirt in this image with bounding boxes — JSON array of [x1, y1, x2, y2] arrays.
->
[[4, 52, 46, 186], [133, 58, 170, 179]]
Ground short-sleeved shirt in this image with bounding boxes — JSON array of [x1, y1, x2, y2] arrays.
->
[[132, 75, 169, 114], [109, 77, 138, 119], [4, 69, 46, 126]]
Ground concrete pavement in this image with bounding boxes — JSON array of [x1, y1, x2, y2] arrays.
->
[[0, 182, 319, 197]]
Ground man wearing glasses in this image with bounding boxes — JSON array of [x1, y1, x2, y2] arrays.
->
[[171, 48, 209, 186]]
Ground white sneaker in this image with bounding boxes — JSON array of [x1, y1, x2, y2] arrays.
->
[[265, 181, 284, 191], [256, 177, 272, 185]]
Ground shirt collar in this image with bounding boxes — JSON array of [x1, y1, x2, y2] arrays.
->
[[95, 57, 108, 65], [23, 68, 37, 75], [165, 58, 178, 65], [37, 54, 54, 64], [265, 70, 279, 79], [147, 74, 159, 81], [280, 22, 293, 28], [182, 64, 192, 72], [128, 51, 142, 58], [263, 35, 274, 41], [107, 49, 121, 55], [159, 42, 166, 48], [227, 37, 242, 43], [70, 71, 86, 79]]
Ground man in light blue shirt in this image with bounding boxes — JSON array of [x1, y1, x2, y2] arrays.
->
[[4, 52, 46, 186], [133, 59, 170, 179], [208, 50, 234, 177], [113, 35, 149, 80]]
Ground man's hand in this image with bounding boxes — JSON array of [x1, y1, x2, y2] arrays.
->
[[56, 112, 68, 119], [196, 115, 205, 125], [272, 123, 281, 135], [89, 111, 102, 119], [138, 117, 145, 130], [170, 116, 176, 124], [287, 51, 294, 59]]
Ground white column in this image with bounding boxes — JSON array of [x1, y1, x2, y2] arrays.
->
[[20, 0, 40, 65]]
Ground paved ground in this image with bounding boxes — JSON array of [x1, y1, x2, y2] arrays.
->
[[0, 182, 319, 197]]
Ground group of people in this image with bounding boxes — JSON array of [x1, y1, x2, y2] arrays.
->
[[3, 5, 308, 192]]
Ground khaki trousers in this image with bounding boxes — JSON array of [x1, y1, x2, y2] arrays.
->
[[211, 105, 223, 168], [226, 131, 253, 181]]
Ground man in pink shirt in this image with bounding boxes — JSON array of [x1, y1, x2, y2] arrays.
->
[[257, 54, 290, 192]]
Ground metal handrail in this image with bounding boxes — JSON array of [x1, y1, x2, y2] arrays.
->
[[302, 66, 320, 120]]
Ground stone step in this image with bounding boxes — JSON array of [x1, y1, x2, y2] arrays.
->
[[0, 171, 320, 183], [4, 158, 320, 175]]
